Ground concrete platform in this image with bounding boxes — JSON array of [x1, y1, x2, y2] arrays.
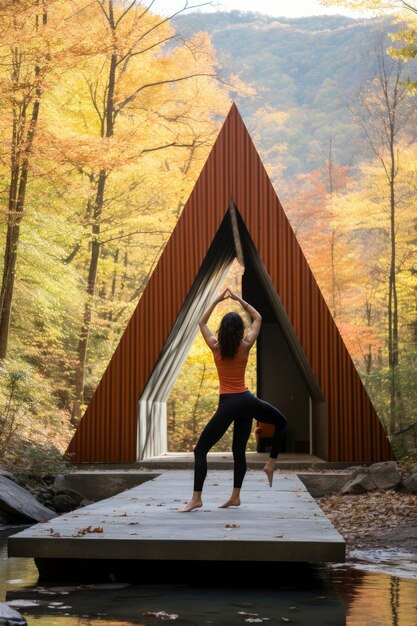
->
[[73, 451, 369, 471], [8, 469, 345, 567], [137, 452, 328, 470]]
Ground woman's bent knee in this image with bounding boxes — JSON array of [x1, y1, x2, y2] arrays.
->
[[194, 444, 207, 459]]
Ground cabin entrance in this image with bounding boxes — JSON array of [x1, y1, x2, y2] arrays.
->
[[138, 203, 325, 461]]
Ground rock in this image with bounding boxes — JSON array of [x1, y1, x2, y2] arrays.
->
[[341, 473, 378, 494], [0, 475, 56, 523], [42, 474, 55, 486], [80, 498, 94, 507], [401, 470, 417, 494], [0, 602, 27, 625], [53, 474, 67, 491], [52, 494, 76, 513], [297, 472, 351, 497], [368, 461, 402, 490], [36, 488, 52, 498], [346, 465, 370, 480], [341, 461, 402, 494], [52, 488, 84, 506], [53, 471, 157, 503]]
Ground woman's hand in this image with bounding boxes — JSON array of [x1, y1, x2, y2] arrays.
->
[[215, 288, 230, 303], [227, 289, 240, 301]]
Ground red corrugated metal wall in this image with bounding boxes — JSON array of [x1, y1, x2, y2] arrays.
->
[[66, 102, 395, 463]]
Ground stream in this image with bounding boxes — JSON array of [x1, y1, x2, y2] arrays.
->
[[1, 527, 417, 625]]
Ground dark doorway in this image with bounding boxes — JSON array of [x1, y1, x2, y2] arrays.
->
[[242, 258, 311, 454]]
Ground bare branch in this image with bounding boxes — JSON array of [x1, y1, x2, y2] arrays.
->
[[115, 72, 217, 113], [140, 141, 197, 154], [115, 0, 137, 26], [63, 244, 82, 264], [94, 0, 110, 24], [116, 34, 177, 68], [400, 0, 417, 15], [100, 229, 171, 244], [133, 0, 214, 50], [83, 73, 104, 127], [65, 0, 97, 21], [137, 0, 157, 20], [394, 419, 417, 434]]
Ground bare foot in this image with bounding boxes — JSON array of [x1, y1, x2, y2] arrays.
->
[[218, 497, 240, 508], [263, 465, 275, 487], [178, 499, 202, 512]]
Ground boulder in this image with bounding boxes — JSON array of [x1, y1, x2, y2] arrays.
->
[[42, 473, 55, 486], [52, 488, 84, 505], [297, 472, 351, 497], [401, 470, 417, 494], [368, 461, 402, 490], [345, 465, 370, 479], [0, 602, 27, 625], [341, 472, 378, 494], [52, 494, 76, 513], [0, 475, 56, 523], [341, 461, 402, 494], [80, 497, 94, 507]]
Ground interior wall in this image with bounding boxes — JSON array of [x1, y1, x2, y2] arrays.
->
[[242, 267, 311, 454], [257, 324, 310, 453]]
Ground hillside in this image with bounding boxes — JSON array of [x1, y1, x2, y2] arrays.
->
[[172, 10, 407, 177]]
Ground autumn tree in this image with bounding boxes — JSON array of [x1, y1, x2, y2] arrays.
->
[[58, 0, 233, 425], [346, 37, 417, 432], [0, 0, 53, 359], [315, 135, 351, 320], [280, 156, 352, 323]]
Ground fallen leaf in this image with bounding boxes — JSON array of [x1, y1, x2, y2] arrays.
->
[[75, 526, 104, 536]]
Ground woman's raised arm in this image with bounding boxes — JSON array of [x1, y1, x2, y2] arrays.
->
[[198, 288, 229, 349], [227, 289, 262, 348]]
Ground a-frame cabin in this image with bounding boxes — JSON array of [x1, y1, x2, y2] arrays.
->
[[66, 102, 395, 465]]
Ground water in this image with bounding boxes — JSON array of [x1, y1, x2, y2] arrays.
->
[[1, 527, 417, 625]]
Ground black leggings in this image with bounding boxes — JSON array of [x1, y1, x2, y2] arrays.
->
[[193, 390, 288, 491]]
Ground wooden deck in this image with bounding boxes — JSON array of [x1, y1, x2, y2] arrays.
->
[[8, 469, 345, 568]]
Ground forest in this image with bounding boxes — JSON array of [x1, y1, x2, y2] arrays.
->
[[0, 0, 416, 474]]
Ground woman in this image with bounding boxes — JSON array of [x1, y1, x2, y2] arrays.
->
[[179, 287, 288, 512]]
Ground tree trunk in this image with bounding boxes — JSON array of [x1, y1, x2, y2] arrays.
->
[[327, 136, 338, 319], [330, 229, 337, 319], [365, 298, 372, 374], [71, 169, 108, 425], [106, 246, 119, 322], [0, 12, 45, 359], [388, 156, 401, 433], [71, 36, 117, 425]]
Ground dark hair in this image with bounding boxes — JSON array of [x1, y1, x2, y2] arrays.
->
[[217, 312, 244, 359]]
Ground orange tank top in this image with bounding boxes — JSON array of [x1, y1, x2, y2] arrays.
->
[[213, 342, 249, 394]]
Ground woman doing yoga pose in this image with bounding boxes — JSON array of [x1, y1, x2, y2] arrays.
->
[[179, 287, 288, 512]]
